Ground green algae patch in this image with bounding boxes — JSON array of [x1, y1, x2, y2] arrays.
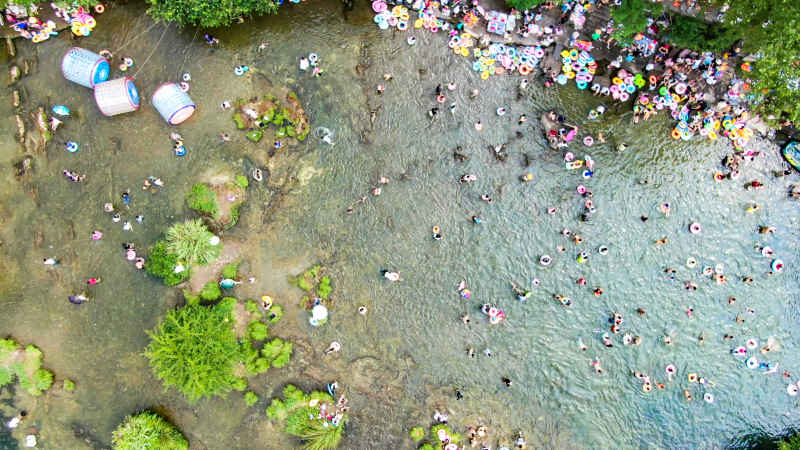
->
[[0, 338, 54, 396], [186, 178, 247, 232], [231, 90, 310, 147]]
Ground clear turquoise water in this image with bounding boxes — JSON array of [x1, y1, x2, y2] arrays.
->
[[1, 1, 799, 449]]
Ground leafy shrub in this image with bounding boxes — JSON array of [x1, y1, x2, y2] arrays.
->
[[33, 369, 53, 392], [199, 281, 221, 301], [410, 426, 425, 442], [245, 300, 260, 313], [232, 377, 247, 391], [317, 276, 331, 300], [244, 391, 259, 406], [186, 184, 218, 218], [165, 220, 221, 266], [419, 444, 435, 450], [294, 277, 312, 292], [262, 339, 292, 369], [235, 175, 249, 189], [247, 322, 268, 341], [146, 0, 280, 28], [111, 411, 187, 450], [145, 241, 190, 286], [145, 303, 241, 402], [221, 261, 240, 279], [183, 290, 200, 306], [267, 398, 287, 420], [63, 379, 75, 391], [611, 0, 663, 45], [665, 14, 738, 53]]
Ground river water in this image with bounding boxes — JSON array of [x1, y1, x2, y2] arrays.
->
[[1, 1, 799, 449]]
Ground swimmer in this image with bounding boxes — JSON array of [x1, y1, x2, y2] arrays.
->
[[632, 336, 642, 346], [617, 143, 628, 152], [220, 132, 231, 142], [683, 389, 693, 401], [597, 132, 606, 143], [518, 114, 527, 125], [685, 306, 694, 318], [449, 102, 456, 115], [474, 121, 483, 131], [602, 333, 613, 347], [323, 341, 341, 355], [407, 36, 416, 45], [664, 335, 673, 346], [590, 358, 604, 374], [461, 314, 471, 325], [467, 348, 475, 358], [358, 305, 367, 315], [112, 213, 121, 223], [470, 89, 479, 99], [381, 270, 401, 282], [723, 334, 734, 341], [746, 204, 760, 213], [447, 82, 456, 91], [659, 202, 671, 216], [728, 296, 736, 305], [547, 207, 558, 215], [758, 226, 777, 234], [483, 348, 493, 357], [556, 246, 566, 253], [472, 215, 483, 224], [593, 287, 603, 296], [555, 294, 571, 307], [576, 278, 587, 286], [502, 377, 512, 387], [637, 308, 646, 317], [480, 194, 493, 203], [578, 337, 588, 351]]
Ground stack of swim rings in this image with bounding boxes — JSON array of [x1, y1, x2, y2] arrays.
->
[[672, 121, 693, 141], [26, 20, 58, 43], [373, 3, 411, 31], [448, 33, 474, 58], [69, 9, 98, 37], [558, 48, 597, 90], [469, 43, 545, 80], [414, 8, 445, 34], [609, 69, 640, 102]]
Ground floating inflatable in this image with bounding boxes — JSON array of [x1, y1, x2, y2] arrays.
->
[[782, 141, 800, 172]]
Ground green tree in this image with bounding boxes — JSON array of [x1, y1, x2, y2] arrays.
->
[[717, 0, 800, 125], [111, 411, 188, 450], [145, 303, 243, 402], [165, 219, 221, 266], [146, 0, 280, 28], [611, 0, 663, 45], [504, 0, 552, 11]]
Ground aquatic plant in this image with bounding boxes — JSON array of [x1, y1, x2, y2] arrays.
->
[[409, 427, 425, 442], [235, 175, 249, 190], [267, 305, 283, 323], [290, 265, 334, 309], [146, 0, 279, 28], [419, 444, 435, 450], [245, 300, 260, 313], [186, 184, 219, 218], [111, 411, 188, 450], [246, 130, 263, 142], [63, 379, 75, 391], [317, 276, 332, 300], [244, 391, 259, 406], [199, 281, 221, 301], [0, 339, 55, 396], [262, 338, 292, 369], [165, 219, 221, 266], [145, 241, 190, 286], [145, 303, 241, 402], [266, 385, 343, 449], [247, 321, 269, 341], [233, 112, 245, 129]]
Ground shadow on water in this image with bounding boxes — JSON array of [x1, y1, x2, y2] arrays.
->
[[1, 0, 800, 448]]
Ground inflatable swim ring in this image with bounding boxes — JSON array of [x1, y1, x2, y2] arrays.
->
[[65, 141, 79, 153], [584, 136, 594, 146], [689, 222, 702, 234], [746, 357, 758, 369], [704, 393, 714, 403], [746, 339, 758, 350], [688, 373, 698, 383], [686, 257, 697, 268], [94, 3, 105, 13], [598, 246, 609, 255], [788, 383, 799, 396], [771, 259, 784, 273], [540, 255, 552, 266]]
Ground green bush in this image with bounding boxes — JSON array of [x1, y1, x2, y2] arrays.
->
[[232, 377, 247, 391], [183, 290, 200, 306], [295, 277, 312, 292], [199, 281, 221, 301], [146, 0, 280, 27], [0, 343, 55, 396], [262, 339, 292, 369], [165, 219, 221, 266], [247, 322, 269, 341], [222, 261, 240, 279], [267, 305, 283, 323], [419, 444, 435, 450], [33, 369, 53, 392], [244, 391, 259, 406], [611, 0, 663, 45], [186, 184, 218, 218], [145, 303, 241, 402], [145, 241, 190, 286], [266, 384, 346, 449], [111, 411, 188, 450], [317, 276, 331, 300], [235, 175, 249, 189], [63, 379, 75, 391], [410, 426, 425, 442], [778, 434, 800, 450]]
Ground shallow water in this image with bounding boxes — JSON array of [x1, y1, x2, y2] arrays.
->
[[1, 1, 799, 449]]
